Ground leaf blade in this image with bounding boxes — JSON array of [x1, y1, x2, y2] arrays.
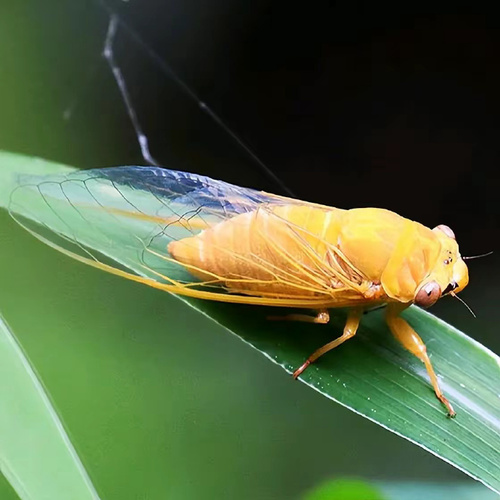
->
[[1, 150, 499, 494], [0, 313, 101, 500]]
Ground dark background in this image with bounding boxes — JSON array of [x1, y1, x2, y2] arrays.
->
[[1, 1, 499, 498]]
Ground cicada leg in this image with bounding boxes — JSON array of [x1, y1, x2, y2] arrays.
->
[[268, 309, 330, 324], [292, 309, 362, 379], [385, 303, 456, 418]]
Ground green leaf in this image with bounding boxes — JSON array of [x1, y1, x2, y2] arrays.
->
[[1, 150, 499, 495], [303, 478, 386, 500], [0, 314, 100, 500], [304, 479, 500, 500]]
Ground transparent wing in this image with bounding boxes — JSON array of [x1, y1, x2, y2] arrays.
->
[[8, 166, 368, 308]]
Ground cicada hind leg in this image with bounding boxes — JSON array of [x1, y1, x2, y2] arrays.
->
[[267, 309, 330, 324]]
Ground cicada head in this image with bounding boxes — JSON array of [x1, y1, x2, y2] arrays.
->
[[414, 224, 469, 308]]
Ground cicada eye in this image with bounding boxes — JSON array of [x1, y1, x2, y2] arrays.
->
[[433, 224, 456, 240], [415, 281, 442, 308]]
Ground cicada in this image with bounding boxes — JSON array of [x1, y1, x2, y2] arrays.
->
[[9, 166, 469, 416]]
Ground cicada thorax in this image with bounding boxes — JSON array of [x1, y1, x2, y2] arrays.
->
[[336, 208, 444, 303]]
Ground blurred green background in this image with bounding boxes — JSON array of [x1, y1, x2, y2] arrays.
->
[[1, 2, 498, 499]]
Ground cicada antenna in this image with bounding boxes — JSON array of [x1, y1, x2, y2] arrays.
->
[[463, 251, 493, 260], [450, 291, 476, 318]]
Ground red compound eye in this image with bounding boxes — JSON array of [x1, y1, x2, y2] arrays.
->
[[415, 281, 442, 308]]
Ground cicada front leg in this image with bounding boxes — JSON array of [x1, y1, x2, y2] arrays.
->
[[385, 303, 456, 417]]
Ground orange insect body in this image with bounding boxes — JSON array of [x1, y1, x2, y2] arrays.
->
[[10, 166, 470, 417], [169, 205, 468, 307], [168, 200, 468, 418]]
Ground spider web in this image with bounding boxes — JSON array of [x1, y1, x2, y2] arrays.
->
[[63, 0, 294, 197]]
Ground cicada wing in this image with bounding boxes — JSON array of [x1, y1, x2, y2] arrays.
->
[[9, 165, 370, 308], [8, 166, 295, 290]]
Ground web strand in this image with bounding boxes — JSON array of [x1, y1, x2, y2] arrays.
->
[[102, 14, 159, 166], [96, 6, 294, 195]]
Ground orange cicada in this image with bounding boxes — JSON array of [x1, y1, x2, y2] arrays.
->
[[9, 166, 469, 416]]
